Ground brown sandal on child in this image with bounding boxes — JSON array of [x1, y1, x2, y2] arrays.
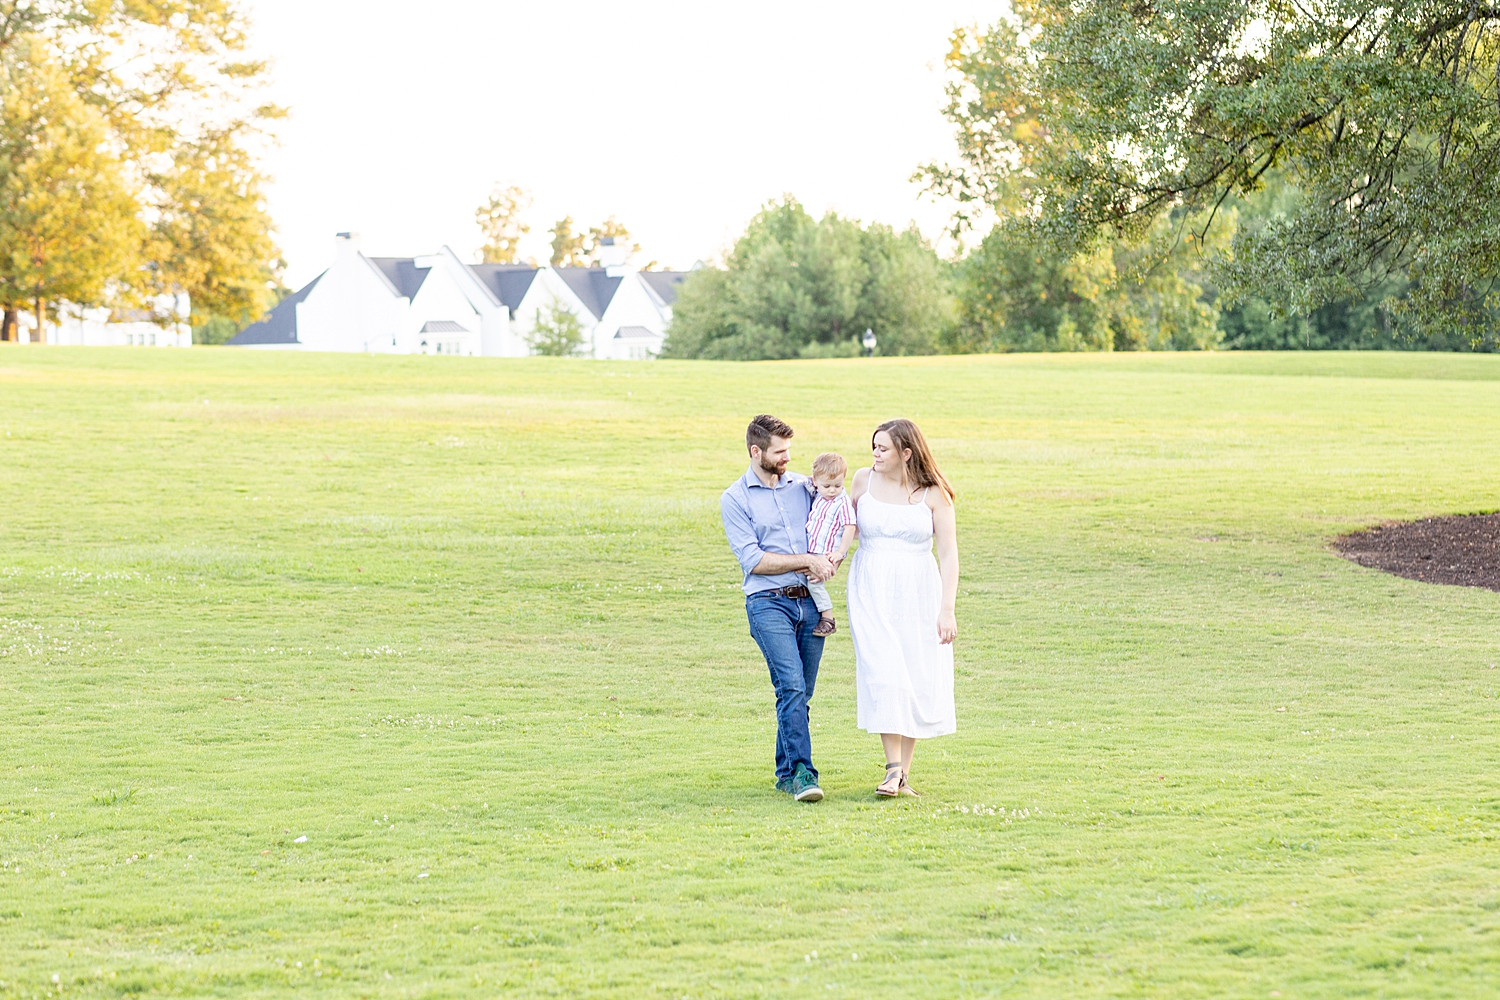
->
[[812, 616, 837, 637]]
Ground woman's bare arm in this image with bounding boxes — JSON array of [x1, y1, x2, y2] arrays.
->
[[931, 492, 959, 644]]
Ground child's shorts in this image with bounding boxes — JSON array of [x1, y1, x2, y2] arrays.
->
[[807, 580, 832, 614]]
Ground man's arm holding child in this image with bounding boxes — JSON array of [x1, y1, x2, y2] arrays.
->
[[754, 551, 834, 581], [723, 490, 834, 582]]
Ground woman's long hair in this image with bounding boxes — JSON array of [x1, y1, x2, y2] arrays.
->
[[874, 418, 954, 502]]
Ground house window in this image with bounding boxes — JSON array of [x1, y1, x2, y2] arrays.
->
[[149, 332, 156, 346], [435, 340, 462, 355]]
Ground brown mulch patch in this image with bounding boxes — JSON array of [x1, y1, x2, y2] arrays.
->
[[1334, 513, 1500, 592]]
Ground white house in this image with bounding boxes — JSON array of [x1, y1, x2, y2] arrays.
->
[[5, 294, 192, 347], [229, 233, 689, 359], [552, 239, 690, 360]]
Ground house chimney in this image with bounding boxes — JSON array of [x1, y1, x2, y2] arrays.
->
[[598, 236, 629, 273], [335, 232, 362, 264]]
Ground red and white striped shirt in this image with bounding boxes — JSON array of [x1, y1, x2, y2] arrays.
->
[[805, 491, 855, 555]]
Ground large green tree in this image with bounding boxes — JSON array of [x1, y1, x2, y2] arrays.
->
[[952, 211, 1222, 353], [662, 197, 953, 360], [0, 40, 140, 339], [1211, 174, 1415, 350], [920, 3, 1500, 347], [0, 0, 282, 337]]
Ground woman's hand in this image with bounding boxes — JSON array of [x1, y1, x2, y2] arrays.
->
[[937, 611, 957, 645]]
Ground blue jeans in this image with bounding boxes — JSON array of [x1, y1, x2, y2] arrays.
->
[[746, 593, 825, 782]]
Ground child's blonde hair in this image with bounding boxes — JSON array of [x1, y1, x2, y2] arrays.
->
[[811, 452, 847, 480]]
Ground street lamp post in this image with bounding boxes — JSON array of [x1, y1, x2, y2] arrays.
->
[[862, 327, 876, 357]]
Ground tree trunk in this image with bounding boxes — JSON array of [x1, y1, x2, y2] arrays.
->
[[0, 308, 15, 342], [32, 298, 45, 344]]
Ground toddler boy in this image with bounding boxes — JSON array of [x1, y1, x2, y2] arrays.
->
[[805, 452, 857, 637]]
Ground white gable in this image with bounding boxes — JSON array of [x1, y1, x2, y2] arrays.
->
[[407, 254, 483, 355], [592, 272, 671, 360], [294, 238, 407, 352]]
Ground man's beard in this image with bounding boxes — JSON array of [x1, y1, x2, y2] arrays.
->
[[759, 455, 787, 476]]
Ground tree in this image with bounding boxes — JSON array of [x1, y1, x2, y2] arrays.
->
[[919, 3, 1500, 347], [952, 212, 1222, 353], [476, 183, 531, 264], [0, 0, 283, 336], [191, 315, 239, 345], [584, 216, 639, 262], [0, 42, 141, 338], [550, 214, 639, 267], [662, 196, 953, 360], [549, 216, 587, 267], [1211, 175, 1411, 350], [952, 229, 1116, 353], [144, 123, 284, 326], [527, 303, 587, 356]]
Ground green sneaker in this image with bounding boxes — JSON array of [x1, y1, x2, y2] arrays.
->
[[775, 776, 793, 794], [790, 764, 823, 802]]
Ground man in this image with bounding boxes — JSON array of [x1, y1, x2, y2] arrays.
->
[[721, 414, 836, 803]]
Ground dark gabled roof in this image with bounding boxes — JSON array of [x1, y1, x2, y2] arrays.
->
[[553, 267, 625, 320], [614, 325, 654, 339], [640, 270, 689, 306], [467, 263, 539, 310], [227, 272, 324, 345], [366, 257, 431, 300], [420, 320, 470, 333]]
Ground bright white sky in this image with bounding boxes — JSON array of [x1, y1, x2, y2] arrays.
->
[[247, 1, 1003, 287]]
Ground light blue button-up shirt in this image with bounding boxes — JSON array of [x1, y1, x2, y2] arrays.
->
[[721, 466, 815, 595]]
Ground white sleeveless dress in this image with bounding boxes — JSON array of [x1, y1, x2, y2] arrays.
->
[[847, 490, 956, 738]]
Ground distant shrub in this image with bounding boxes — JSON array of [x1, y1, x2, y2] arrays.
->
[[192, 316, 239, 345], [527, 304, 587, 357]]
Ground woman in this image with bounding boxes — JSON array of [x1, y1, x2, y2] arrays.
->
[[847, 418, 958, 797]]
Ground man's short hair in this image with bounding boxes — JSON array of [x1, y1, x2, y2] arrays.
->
[[811, 452, 847, 479], [746, 414, 794, 454]]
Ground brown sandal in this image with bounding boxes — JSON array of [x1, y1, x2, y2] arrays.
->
[[812, 616, 836, 637], [898, 773, 920, 797], [876, 762, 902, 797]]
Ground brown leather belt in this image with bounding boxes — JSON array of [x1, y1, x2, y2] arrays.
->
[[752, 585, 811, 600]]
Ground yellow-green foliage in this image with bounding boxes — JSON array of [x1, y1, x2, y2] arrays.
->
[[953, 214, 1225, 352], [0, 0, 282, 326], [475, 184, 532, 265], [0, 43, 141, 319], [3, 349, 1500, 997]]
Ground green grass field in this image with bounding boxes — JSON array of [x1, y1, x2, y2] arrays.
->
[[3, 348, 1500, 999]]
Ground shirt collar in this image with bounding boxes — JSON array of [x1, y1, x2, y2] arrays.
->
[[742, 465, 802, 490]]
